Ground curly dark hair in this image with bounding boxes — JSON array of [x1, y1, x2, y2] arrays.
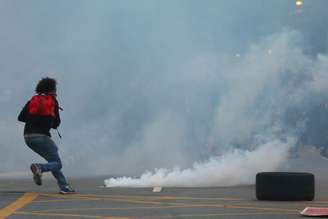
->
[[35, 77, 57, 94]]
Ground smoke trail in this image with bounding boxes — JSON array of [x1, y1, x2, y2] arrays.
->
[[105, 138, 294, 187]]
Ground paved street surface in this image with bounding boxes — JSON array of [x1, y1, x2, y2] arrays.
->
[[1, 177, 328, 218]]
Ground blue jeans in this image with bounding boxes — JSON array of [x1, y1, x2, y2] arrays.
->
[[24, 135, 68, 189]]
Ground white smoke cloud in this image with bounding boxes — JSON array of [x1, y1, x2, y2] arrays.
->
[[209, 31, 308, 150], [104, 30, 328, 186], [105, 138, 294, 187]]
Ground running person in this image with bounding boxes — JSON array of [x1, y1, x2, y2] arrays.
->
[[18, 77, 75, 194]]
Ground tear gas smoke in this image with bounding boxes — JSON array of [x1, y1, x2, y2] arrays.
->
[[104, 31, 328, 187], [105, 139, 294, 187]]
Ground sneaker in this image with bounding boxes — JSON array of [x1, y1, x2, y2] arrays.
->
[[59, 185, 76, 194], [30, 163, 42, 186]]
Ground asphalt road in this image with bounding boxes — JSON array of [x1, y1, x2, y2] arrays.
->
[[1, 176, 328, 219]]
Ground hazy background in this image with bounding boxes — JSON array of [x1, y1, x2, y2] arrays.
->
[[1, 0, 328, 185]]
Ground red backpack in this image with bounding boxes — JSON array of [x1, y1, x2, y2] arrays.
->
[[28, 94, 56, 117]]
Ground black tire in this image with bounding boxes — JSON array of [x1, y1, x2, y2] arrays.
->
[[256, 172, 315, 201]]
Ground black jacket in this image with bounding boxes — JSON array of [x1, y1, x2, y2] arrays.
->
[[18, 96, 61, 137]]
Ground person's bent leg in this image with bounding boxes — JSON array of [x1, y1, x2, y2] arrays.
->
[[24, 135, 60, 172], [25, 135, 72, 191]]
